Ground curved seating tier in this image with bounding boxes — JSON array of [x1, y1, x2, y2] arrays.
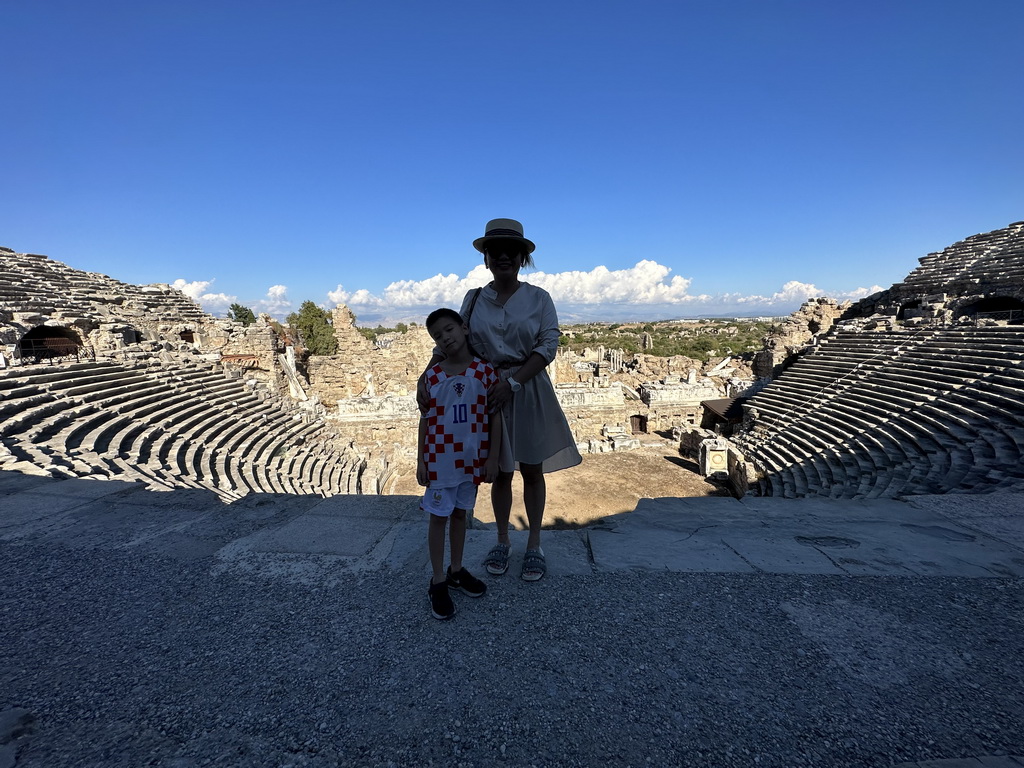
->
[[0, 249, 209, 321], [899, 222, 1024, 293], [0, 359, 369, 501], [733, 327, 1024, 498]]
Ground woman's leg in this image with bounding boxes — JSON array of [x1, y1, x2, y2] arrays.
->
[[491, 470, 514, 546], [520, 462, 545, 551]]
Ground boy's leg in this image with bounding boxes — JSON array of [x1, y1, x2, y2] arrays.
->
[[449, 506, 466, 573], [428, 512, 448, 585]]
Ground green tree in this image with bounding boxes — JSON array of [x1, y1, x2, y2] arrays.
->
[[227, 303, 256, 325], [286, 301, 338, 356]]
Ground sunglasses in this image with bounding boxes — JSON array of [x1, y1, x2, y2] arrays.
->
[[485, 244, 523, 259]]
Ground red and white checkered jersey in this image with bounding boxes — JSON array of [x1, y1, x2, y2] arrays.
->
[[422, 358, 498, 487]]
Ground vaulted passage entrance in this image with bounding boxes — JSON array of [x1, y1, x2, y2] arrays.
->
[[960, 296, 1024, 324], [18, 326, 88, 364]]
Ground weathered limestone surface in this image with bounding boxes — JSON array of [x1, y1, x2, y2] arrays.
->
[[847, 220, 1024, 323], [730, 221, 1024, 499], [305, 307, 432, 402], [0, 250, 391, 497], [753, 297, 850, 379]]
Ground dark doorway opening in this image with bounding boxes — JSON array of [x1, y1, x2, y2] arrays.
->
[[18, 326, 89, 365], [960, 296, 1024, 324]]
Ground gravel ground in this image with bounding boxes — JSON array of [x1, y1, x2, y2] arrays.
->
[[2, 541, 1022, 768]]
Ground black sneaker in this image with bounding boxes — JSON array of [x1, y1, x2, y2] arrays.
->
[[447, 566, 487, 598], [428, 579, 455, 620]]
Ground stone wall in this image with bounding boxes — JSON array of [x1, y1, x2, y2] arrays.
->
[[752, 297, 849, 380], [305, 307, 433, 403], [0, 247, 295, 383], [555, 383, 636, 444]]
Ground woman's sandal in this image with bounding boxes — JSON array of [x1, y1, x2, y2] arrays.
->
[[521, 548, 546, 582], [483, 542, 511, 575]]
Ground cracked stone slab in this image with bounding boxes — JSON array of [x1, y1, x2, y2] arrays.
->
[[585, 496, 1024, 576], [737, 497, 1024, 577], [586, 498, 757, 572], [903, 493, 1024, 552], [235, 514, 388, 556]]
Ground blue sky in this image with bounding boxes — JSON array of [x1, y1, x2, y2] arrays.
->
[[3, 1, 1022, 324]]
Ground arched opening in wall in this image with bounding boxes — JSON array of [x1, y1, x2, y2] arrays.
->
[[125, 329, 144, 344], [18, 325, 88, 365], [959, 296, 1024, 324], [897, 300, 922, 321], [630, 414, 648, 434], [179, 330, 195, 343]]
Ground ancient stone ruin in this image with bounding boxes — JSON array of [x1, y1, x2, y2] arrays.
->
[[5, 220, 1022, 504], [0, 248, 393, 498], [714, 221, 1024, 498]]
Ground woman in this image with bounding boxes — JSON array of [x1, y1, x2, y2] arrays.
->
[[422, 218, 582, 581]]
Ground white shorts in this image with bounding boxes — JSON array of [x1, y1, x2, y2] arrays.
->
[[420, 481, 479, 518]]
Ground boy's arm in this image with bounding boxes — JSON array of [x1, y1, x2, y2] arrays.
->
[[416, 415, 429, 487], [484, 409, 502, 483]]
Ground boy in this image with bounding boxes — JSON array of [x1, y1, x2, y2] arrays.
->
[[418, 308, 501, 620]]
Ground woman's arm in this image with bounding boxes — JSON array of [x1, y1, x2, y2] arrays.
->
[[486, 351, 547, 414], [484, 408, 502, 483], [416, 415, 429, 486], [416, 353, 444, 413]]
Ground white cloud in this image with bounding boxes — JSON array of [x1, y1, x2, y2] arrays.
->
[[327, 261, 708, 317], [253, 284, 292, 317], [172, 278, 236, 315], [733, 281, 885, 306], [200, 264, 887, 326]]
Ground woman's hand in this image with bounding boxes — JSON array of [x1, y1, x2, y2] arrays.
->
[[416, 370, 431, 413], [487, 378, 513, 414], [483, 455, 499, 484]]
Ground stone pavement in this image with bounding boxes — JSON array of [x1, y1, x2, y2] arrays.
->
[[2, 469, 1023, 766], [4, 470, 1021, 581]]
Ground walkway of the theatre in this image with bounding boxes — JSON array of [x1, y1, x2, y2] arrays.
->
[[1, 470, 1022, 767]]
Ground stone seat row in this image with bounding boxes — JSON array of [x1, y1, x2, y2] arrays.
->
[[0, 360, 360, 501], [735, 327, 1024, 498], [1, 255, 209, 319]]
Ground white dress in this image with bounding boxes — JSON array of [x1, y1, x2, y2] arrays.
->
[[456, 282, 582, 474]]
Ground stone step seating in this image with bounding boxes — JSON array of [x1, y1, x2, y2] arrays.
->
[[737, 327, 1024, 498], [1, 250, 209, 319], [204, 403, 290, 495], [262, 421, 328, 495], [899, 225, 1023, 289], [144, 387, 292, 494], [215, 410, 300, 495], [287, 442, 341, 496], [91, 374, 253, 480], [0, 360, 348, 499], [290, 432, 355, 496], [265, 422, 321, 489]]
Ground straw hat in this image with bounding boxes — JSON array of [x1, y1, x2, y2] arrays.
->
[[472, 218, 536, 254]]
